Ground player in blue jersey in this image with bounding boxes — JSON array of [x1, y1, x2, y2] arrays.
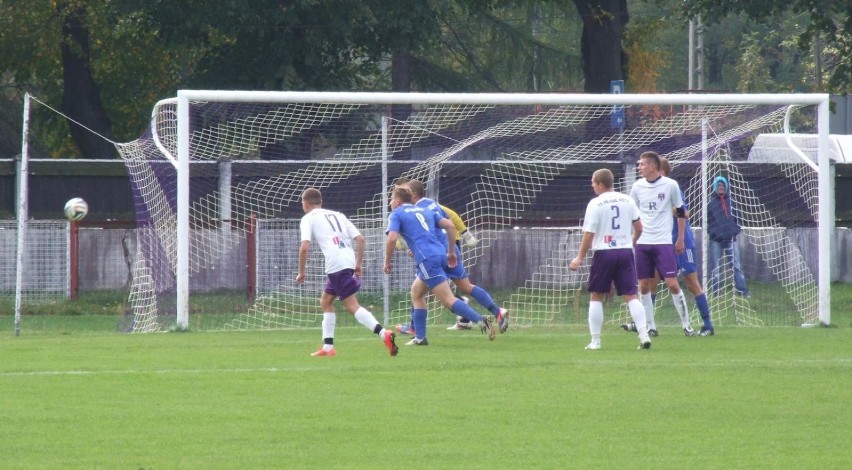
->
[[396, 179, 508, 335], [297, 188, 398, 357], [570, 169, 651, 350], [384, 186, 495, 345], [659, 158, 714, 335]]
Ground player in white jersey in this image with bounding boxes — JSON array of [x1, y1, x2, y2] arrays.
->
[[569, 168, 650, 350], [297, 188, 398, 357], [628, 151, 694, 337]]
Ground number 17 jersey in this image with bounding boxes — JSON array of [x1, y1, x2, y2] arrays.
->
[[581, 191, 640, 251]]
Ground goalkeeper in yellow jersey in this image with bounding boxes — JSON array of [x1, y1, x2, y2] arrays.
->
[[394, 179, 508, 342], [437, 204, 480, 330], [440, 204, 479, 250]]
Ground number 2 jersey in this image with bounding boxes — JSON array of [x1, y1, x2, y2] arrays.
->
[[581, 191, 641, 251], [300, 208, 361, 274]]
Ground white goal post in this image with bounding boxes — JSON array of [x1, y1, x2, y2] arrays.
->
[[119, 90, 831, 331]]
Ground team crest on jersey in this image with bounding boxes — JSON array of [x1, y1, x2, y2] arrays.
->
[[658, 192, 666, 201], [333, 235, 346, 248]]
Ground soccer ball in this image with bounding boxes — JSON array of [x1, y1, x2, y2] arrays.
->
[[64, 197, 88, 221]]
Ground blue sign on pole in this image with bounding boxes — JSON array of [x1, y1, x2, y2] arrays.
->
[[610, 80, 624, 129]]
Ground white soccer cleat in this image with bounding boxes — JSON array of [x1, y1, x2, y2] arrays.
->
[[585, 341, 601, 350], [447, 321, 473, 330], [405, 337, 429, 346]]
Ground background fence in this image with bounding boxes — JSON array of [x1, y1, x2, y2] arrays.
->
[[3, 222, 850, 300]]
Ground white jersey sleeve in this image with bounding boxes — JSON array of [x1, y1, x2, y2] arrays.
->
[[300, 208, 359, 274]]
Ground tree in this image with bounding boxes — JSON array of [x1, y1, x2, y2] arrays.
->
[[0, 0, 632, 159], [572, 0, 629, 92], [684, 0, 852, 93], [735, 33, 774, 92], [56, 1, 115, 158], [430, 2, 584, 92], [0, 0, 213, 157]]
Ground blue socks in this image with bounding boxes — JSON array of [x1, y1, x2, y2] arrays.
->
[[652, 291, 713, 329], [471, 286, 499, 315], [452, 299, 482, 323], [695, 293, 712, 329], [412, 308, 427, 340]]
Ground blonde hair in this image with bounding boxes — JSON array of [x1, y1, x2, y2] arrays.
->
[[592, 169, 614, 189], [392, 186, 413, 203], [301, 187, 322, 206]]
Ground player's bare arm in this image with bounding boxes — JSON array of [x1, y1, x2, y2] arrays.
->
[[384, 231, 398, 273], [674, 207, 686, 254], [296, 240, 310, 283], [353, 234, 365, 277], [570, 231, 595, 271]]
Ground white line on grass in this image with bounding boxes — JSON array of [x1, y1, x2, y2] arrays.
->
[[2, 357, 849, 378], [0, 366, 319, 377]]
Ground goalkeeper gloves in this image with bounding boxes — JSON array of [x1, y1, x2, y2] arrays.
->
[[461, 230, 479, 247], [395, 238, 408, 251]]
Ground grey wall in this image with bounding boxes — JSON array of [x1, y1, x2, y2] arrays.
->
[[3, 223, 847, 297]]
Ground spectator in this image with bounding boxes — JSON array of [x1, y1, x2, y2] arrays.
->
[[706, 176, 750, 298]]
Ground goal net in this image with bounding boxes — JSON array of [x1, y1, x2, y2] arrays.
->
[[115, 91, 831, 332]]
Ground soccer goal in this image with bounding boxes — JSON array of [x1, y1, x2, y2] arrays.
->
[[114, 91, 832, 332]]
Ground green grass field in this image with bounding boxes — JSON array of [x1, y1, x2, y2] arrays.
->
[[1, 284, 850, 468], [1, 315, 851, 468]]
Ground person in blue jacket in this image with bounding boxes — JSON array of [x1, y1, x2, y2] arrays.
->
[[707, 176, 750, 298]]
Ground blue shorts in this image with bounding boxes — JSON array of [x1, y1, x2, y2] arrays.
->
[[677, 248, 697, 276], [634, 244, 678, 279], [324, 269, 361, 300], [588, 249, 638, 296], [444, 260, 468, 280], [415, 257, 450, 289]]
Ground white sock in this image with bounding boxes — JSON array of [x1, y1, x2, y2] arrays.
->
[[627, 299, 648, 337], [354, 307, 379, 331], [588, 301, 603, 343], [322, 312, 335, 350], [672, 290, 690, 328], [641, 292, 656, 330]]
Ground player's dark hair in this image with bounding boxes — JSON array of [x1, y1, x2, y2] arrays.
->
[[405, 179, 426, 198], [658, 156, 671, 176], [302, 187, 322, 206], [639, 151, 661, 170]]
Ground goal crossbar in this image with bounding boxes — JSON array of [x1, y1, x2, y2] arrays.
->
[[178, 90, 829, 107]]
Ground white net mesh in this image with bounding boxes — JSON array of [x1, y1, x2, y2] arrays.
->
[[115, 94, 826, 332], [2, 220, 68, 303]]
